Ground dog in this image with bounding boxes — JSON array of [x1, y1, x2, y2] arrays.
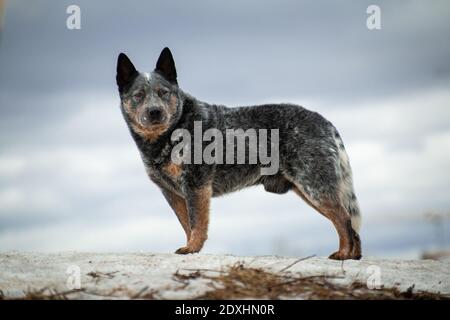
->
[[116, 47, 362, 260]]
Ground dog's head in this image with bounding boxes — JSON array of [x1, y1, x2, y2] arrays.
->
[[116, 47, 182, 142]]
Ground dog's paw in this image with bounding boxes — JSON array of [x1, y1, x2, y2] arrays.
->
[[328, 251, 361, 260], [175, 246, 196, 254], [328, 251, 344, 260]]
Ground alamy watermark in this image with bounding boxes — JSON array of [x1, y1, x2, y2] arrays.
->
[[66, 264, 81, 290], [366, 265, 382, 289], [367, 5, 381, 30], [170, 121, 279, 175], [66, 5, 81, 30]]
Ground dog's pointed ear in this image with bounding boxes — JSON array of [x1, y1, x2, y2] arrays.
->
[[116, 53, 138, 94], [155, 47, 177, 85]]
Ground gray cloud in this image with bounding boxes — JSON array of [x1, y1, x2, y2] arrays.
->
[[1, 1, 449, 100]]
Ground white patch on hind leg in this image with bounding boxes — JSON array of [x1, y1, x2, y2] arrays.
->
[[351, 213, 361, 233], [334, 134, 362, 233]]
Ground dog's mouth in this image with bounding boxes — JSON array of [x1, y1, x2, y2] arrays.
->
[[132, 117, 170, 142]]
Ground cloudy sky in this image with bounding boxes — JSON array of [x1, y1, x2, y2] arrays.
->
[[0, 0, 449, 258]]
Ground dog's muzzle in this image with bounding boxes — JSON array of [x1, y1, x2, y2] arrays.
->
[[141, 107, 166, 126]]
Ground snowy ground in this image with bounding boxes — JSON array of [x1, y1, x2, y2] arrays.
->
[[0, 252, 449, 299]]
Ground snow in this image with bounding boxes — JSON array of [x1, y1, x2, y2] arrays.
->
[[0, 252, 449, 299]]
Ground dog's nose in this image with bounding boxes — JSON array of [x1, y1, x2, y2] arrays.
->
[[143, 107, 164, 124]]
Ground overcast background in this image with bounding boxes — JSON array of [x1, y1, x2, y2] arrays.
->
[[0, 0, 449, 258]]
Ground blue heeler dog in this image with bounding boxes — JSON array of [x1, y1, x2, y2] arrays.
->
[[116, 47, 362, 260]]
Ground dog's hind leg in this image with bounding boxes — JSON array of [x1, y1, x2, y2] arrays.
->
[[290, 182, 361, 260], [294, 185, 361, 260], [282, 127, 362, 260]]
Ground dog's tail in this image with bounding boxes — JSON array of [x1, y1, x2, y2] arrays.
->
[[334, 131, 362, 233]]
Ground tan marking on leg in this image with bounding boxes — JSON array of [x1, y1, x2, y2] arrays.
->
[[319, 204, 353, 260], [292, 184, 360, 260], [189, 184, 212, 251], [164, 190, 191, 242], [163, 162, 183, 179], [176, 185, 212, 254]]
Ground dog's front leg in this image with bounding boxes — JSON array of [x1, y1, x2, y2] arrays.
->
[[175, 184, 212, 254], [161, 188, 191, 243]]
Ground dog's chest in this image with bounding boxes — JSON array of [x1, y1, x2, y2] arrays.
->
[[138, 140, 184, 192], [145, 163, 183, 193]]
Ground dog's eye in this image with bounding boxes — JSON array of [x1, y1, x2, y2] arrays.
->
[[157, 88, 170, 98], [132, 90, 145, 102]]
